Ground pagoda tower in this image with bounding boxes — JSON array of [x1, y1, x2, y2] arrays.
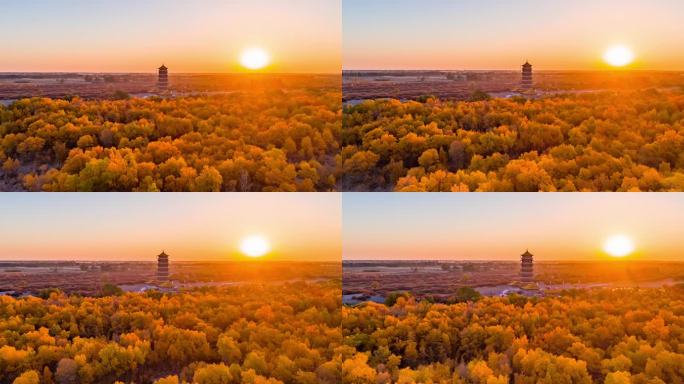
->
[[158, 64, 168, 90], [520, 249, 534, 283], [521, 61, 533, 89], [157, 251, 169, 282]]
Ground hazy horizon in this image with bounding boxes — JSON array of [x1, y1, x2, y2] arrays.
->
[[342, 68, 684, 72], [0, 71, 341, 75], [344, 258, 684, 262], [3, 69, 683, 74], [0, 259, 339, 263]]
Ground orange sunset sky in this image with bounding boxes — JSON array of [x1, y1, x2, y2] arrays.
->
[[0, 0, 341, 73], [343, 194, 684, 261], [0, 194, 341, 261], [344, 0, 684, 70]]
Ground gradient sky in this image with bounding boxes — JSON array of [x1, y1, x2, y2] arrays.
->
[[344, 0, 684, 70], [0, 0, 340, 73], [0, 194, 341, 261], [343, 193, 684, 261]]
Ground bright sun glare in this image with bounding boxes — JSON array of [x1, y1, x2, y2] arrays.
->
[[603, 234, 635, 257], [240, 48, 270, 70], [603, 45, 635, 67], [240, 235, 270, 258]]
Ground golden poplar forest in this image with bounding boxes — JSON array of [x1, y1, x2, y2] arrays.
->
[[0, 283, 342, 384], [0, 89, 340, 192], [5, 89, 684, 192], [341, 90, 684, 191], [341, 287, 684, 384]]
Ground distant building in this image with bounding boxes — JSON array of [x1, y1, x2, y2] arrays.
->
[[157, 251, 169, 282], [520, 249, 534, 283], [158, 64, 168, 89], [521, 61, 533, 89]]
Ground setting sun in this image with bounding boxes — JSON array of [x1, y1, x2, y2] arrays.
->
[[240, 48, 270, 70], [240, 235, 271, 257], [603, 234, 635, 257], [603, 45, 635, 67]]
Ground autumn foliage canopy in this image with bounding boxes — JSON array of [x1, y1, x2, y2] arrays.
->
[[0, 282, 341, 384], [0, 89, 340, 192], [341, 90, 684, 191], [342, 287, 684, 384]]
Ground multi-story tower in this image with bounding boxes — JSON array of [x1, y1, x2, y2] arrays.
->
[[157, 251, 169, 282], [521, 61, 533, 89], [520, 249, 534, 283], [158, 64, 168, 90]]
